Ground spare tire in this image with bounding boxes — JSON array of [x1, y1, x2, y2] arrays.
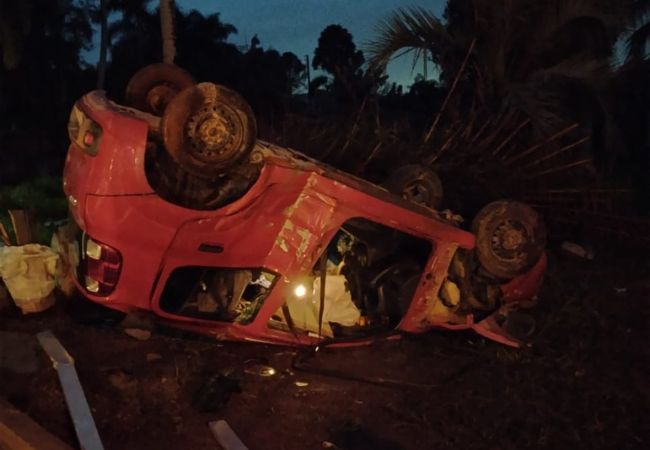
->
[[161, 82, 257, 179], [384, 164, 443, 209], [125, 63, 195, 116], [472, 200, 546, 279]]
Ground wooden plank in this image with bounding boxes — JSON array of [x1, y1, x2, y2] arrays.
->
[[0, 397, 72, 450], [36, 332, 104, 450], [8, 210, 35, 246], [0, 222, 11, 246]]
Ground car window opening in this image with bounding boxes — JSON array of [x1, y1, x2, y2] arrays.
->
[[269, 218, 433, 338], [159, 267, 276, 324]]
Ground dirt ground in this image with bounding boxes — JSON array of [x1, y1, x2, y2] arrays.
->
[[1, 248, 648, 450]]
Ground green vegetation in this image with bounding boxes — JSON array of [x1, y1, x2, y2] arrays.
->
[[0, 176, 67, 244]]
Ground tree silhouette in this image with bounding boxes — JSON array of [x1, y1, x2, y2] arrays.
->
[[160, 0, 176, 63], [0, 0, 95, 182], [313, 24, 366, 103], [0, 1, 33, 69]]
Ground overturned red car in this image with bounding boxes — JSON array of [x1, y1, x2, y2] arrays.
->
[[63, 64, 547, 348]]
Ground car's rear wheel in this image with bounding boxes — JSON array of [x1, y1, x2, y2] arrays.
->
[[161, 82, 257, 179], [384, 164, 443, 209], [472, 200, 546, 279], [124, 63, 195, 116]]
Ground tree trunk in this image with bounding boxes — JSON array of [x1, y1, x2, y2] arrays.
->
[[96, 0, 108, 89], [159, 0, 176, 64]]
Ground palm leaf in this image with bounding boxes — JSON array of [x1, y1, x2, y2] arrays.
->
[[366, 7, 456, 72], [626, 21, 650, 60]]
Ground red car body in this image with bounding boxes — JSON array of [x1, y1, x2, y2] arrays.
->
[[64, 90, 546, 348]]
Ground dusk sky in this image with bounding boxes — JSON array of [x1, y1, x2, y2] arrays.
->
[[173, 1, 446, 87]]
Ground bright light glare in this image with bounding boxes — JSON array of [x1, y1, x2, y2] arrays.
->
[[293, 284, 307, 298]]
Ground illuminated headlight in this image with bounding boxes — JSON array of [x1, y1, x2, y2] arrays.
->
[[293, 284, 308, 298], [85, 237, 102, 260]]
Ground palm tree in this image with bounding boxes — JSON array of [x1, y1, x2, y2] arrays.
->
[[366, 0, 650, 236], [369, 1, 629, 137], [625, 0, 650, 60], [96, 0, 108, 89], [159, 0, 176, 64]]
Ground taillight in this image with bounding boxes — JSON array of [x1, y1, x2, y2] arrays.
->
[[68, 103, 103, 155], [79, 235, 122, 296]]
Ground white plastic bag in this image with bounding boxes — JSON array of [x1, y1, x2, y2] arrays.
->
[[0, 244, 58, 313], [313, 275, 361, 326], [286, 275, 360, 337]]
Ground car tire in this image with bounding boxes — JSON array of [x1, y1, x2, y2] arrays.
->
[[472, 200, 546, 279], [124, 63, 195, 116], [384, 164, 443, 209], [161, 82, 257, 179]]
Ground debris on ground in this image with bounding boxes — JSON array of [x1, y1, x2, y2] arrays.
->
[[0, 244, 58, 313], [121, 311, 155, 341], [192, 373, 242, 412], [209, 420, 249, 450], [561, 241, 595, 260], [243, 364, 276, 377], [106, 369, 139, 396], [123, 328, 152, 341], [36, 330, 104, 450], [146, 352, 163, 362]]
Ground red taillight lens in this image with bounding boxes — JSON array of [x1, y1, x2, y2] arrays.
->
[[79, 236, 122, 296], [68, 103, 102, 156], [83, 131, 95, 146]]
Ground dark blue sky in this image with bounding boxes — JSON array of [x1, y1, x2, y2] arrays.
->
[[179, 0, 446, 87]]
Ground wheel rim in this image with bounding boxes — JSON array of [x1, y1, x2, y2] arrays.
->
[[402, 180, 432, 205], [490, 219, 530, 261], [185, 103, 243, 164], [146, 84, 177, 116], [125, 63, 195, 116]]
